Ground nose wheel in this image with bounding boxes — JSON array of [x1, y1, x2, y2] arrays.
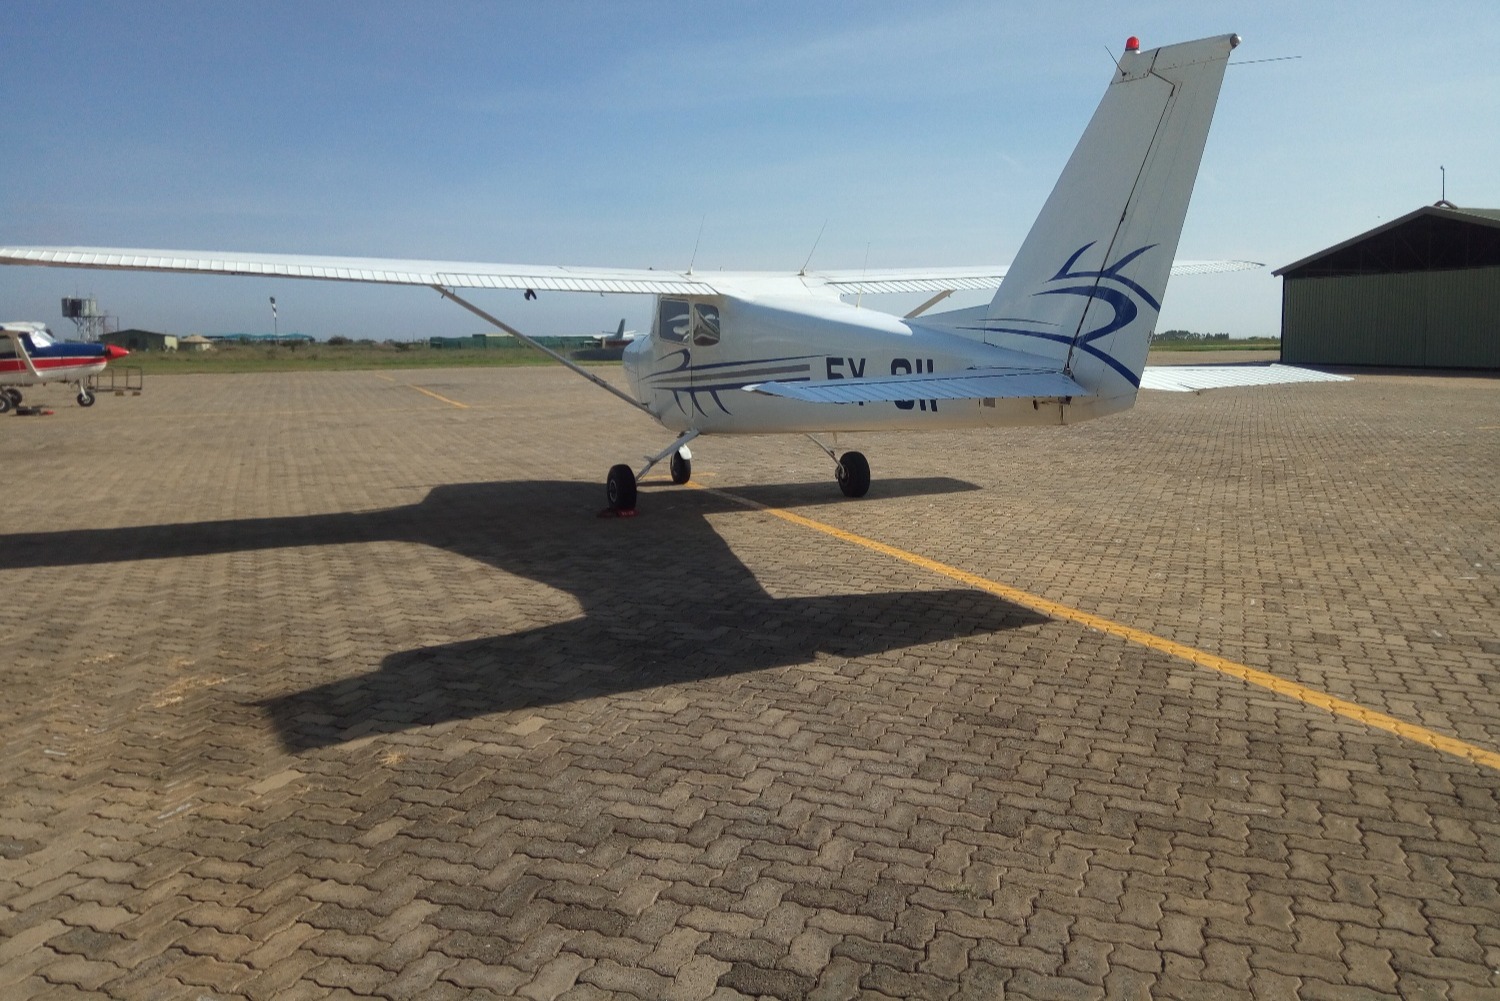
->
[[606, 432, 699, 512]]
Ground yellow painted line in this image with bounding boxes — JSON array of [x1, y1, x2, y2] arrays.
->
[[694, 484, 1500, 774], [405, 384, 469, 409], [372, 372, 468, 408]]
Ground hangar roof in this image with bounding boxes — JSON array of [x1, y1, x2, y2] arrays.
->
[[1275, 203, 1500, 279]]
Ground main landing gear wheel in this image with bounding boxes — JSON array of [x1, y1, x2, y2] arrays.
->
[[2, 387, 21, 407], [836, 450, 870, 498], [606, 463, 638, 511], [670, 450, 692, 485], [0, 393, 12, 415], [77, 389, 96, 407]]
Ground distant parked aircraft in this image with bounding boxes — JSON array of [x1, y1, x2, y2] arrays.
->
[[0, 322, 129, 411]]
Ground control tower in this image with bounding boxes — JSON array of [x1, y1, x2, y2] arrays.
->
[[61, 297, 114, 342]]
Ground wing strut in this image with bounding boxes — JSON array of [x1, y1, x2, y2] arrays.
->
[[2, 332, 45, 379], [430, 285, 648, 413], [904, 289, 954, 319]]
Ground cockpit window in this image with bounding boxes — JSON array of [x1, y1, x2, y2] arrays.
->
[[657, 299, 691, 343], [692, 304, 720, 346], [656, 299, 722, 346]]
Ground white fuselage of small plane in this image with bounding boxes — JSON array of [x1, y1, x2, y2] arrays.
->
[[622, 279, 1127, 435]]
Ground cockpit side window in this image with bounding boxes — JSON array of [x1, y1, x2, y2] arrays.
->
[[657, 299, 690, 343], [656, 298, 722, 346], [692, 303, 721, 346]]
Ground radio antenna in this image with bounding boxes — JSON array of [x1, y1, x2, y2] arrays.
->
[[687, 215, 706, 275], [799, 220, 828, 276]]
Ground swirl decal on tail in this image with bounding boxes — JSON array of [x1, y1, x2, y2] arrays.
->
[[970, 242, 1160, 387]]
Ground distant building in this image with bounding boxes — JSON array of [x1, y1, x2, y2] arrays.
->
[[1274, 203, 1500, 369], [179, 334, 214, 352], [429, 333, 517, 349], [102, 329, 178, 352]]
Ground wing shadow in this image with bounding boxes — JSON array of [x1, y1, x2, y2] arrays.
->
[[0, 476, 1044, 750]]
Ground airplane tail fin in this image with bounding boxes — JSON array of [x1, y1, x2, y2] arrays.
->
[[982, 34, 1238, 402]]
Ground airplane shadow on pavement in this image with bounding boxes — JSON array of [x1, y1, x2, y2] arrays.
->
[[0, 477, 1047, 752]]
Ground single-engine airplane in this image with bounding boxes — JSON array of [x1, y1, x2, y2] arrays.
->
[[0, 322, 130, 413], [596, 319, 642, 352], [0, 33, 1342, 498]]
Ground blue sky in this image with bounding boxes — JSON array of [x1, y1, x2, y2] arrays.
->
[[3, 1, 1497, 340]]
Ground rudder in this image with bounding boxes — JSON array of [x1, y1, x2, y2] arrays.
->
[[980, 34, 1238, 402]]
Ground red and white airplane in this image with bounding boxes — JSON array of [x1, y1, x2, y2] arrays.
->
[[0, 322, 130, 412]]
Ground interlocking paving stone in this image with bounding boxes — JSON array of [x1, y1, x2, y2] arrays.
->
[[1, 364, 1497, 998]]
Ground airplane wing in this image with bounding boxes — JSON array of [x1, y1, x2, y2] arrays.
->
[[811, 259, 1260, 295], [1139, 363, 1351, 392], [0, 246, 1260, 298], [811, 268, 1009, 295], [0, 246, 714, 296], [745, 368, 1087, 403]]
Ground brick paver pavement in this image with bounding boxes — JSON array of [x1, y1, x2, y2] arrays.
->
[[2, 363, 1497, 999]]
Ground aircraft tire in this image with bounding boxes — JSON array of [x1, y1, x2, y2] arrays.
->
[[77, 389, 96, 407], [836, 451, 870, 498], [0, 393, 11, 415], [606, 463, 637, 511], [670, 452, 691, 484], [2, 387, 20, 406]]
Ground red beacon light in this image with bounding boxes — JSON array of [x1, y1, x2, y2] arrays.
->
[[1125, 36, 1141, 53]]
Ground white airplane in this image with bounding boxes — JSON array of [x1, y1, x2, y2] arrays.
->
[[0, 33, 1341, 503], [1, 322, 131, 412], [596, 319, 642, 350]]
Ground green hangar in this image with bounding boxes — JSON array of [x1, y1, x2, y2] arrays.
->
[[1274, 203, 1500, 369]]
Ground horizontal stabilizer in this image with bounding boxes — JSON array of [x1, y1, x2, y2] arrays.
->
[[1140, 363, 1351, 392], [745, 369, 1087, 404]]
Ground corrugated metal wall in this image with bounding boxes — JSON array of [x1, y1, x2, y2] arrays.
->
[[1283, 266, 1500, 367]]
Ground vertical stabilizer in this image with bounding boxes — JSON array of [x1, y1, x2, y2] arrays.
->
[[982, 34, 1237, 401]]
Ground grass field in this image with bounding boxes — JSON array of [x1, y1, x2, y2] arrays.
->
[[1149, 337, 1282, 351]]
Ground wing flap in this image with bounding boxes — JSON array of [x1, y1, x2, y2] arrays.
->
[[1140, 363, 1351, 392], [746, 369, 1087, 404]]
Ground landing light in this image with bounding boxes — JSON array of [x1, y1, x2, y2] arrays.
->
[[1125, 36, 1140, 52]]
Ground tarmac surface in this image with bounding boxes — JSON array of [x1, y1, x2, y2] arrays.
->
[[2, 362, 1497, 1000]]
